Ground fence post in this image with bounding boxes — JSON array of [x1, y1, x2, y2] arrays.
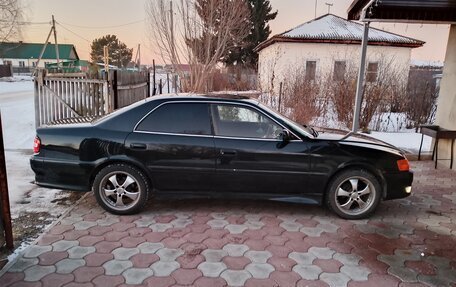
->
[[167, 73, 170, 93], [113, 70, 118, 110], [0, 112, 13, 250], [147, 71, 151, 98], [34, 72, 40, 128], [278, 82, 283, 113], [152, 60, 156, 96], [159, 78, 163, 94]]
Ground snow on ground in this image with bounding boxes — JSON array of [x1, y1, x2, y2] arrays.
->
[[369, 131, 433, 154]]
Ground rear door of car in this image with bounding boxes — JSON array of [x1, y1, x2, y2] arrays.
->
[[125, 101, 216, 192], [211, 102, 311, 195]]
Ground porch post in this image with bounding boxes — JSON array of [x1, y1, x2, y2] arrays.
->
[[352, 21, 370, 132]]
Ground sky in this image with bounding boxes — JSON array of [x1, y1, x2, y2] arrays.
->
[[20, 0, 451, 65]]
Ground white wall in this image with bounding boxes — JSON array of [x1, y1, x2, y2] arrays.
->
[[0, 58, 61, 68], [435, 24, 456, 170], [258, 42, 412, 94]]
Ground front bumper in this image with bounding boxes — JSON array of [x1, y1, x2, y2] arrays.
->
[[383, 170, 414, 200]]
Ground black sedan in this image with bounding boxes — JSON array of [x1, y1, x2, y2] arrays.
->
[[31, 94, 413, 219]]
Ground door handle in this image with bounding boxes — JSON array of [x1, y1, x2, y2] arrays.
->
[[130, 143, 147, 150], [220, 149, 237, 156]]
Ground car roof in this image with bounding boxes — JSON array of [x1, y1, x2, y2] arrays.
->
[[148, 92, 262, 103]]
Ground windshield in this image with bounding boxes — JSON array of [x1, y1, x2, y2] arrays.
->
[[258, 103, 316, 138]]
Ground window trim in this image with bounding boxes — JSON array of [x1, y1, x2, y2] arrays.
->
[[134, 101, 212, 136], [133, 100, 303, 141]]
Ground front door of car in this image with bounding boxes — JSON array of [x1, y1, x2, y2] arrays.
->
[[211, 103, 311, 195], [125, 102, 216, 192]]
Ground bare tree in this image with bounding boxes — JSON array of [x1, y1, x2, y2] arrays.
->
[[0, 0, 22, 43], [146, 0, 250, 92]]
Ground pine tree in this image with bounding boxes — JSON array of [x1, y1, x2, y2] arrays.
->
[[223, 0, 277, 69], [90, 35, 133, 68]]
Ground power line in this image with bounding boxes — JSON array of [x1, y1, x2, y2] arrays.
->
[[58, 19, 145, 29], [56, 22, 91, 43]]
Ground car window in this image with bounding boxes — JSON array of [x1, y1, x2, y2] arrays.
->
[[212, 104, 282, 139], [136, 103, 211, 135]]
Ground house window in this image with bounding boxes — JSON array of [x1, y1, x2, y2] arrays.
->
[[333, 61, 346, 81], [18, 61, 25, 67], [32, 62, 37, 67], [4, 60, 12, 66], [366, 62, 378, 82], [305, 61, 317, 81]]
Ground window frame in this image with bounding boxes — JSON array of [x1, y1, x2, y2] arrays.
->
[[133, 100, 302, 141], [305, 60, 317, 81], [333, 60, 347, 81], [134, 102, 213, 137], [366, 62, 379, 83]]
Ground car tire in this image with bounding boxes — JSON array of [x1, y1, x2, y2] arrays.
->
[[326, 169, 381, 219], [93, 164, 149, 215]]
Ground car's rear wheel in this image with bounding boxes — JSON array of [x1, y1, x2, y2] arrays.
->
[[93, 164, 149, 215], [326, 169, 381, 219]]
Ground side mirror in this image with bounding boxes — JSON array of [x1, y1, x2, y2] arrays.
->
[[279, 129, 291, 142]]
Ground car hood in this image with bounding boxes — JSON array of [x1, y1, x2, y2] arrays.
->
[[316, 130, 404, 156]]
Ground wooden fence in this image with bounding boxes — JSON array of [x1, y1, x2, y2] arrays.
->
[[34, 70, 151, 127]]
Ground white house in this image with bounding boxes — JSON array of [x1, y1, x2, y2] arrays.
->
[[0, 42, 79, 72], [255, 14, 424, 95]]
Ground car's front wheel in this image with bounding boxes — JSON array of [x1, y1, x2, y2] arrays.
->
[[326, 169, 381, 219], [93, 164, 149, 215]]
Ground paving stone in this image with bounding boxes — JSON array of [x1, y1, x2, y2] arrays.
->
[[103, 260, 133, 276], [220, 270, 252, 287], [73, 221, 97, 231], [280, 221, 303, 232], [23, 245, 52, 258], [73, 266, 104, 283], [84, 253, 114, 267], [388, 266, 419, 282], [40, 273, 74, 287], [197, 262, 228, 277], [292, 265, 323, 280], [150, 223, 173, 232], [137, 242, 164, 254], [341, 265, 371, 281], [201, 249, 228, 262], [122, 267, 154, 284], [9, 257, 39, 272], [223, 244, 249, 257], [308, 247, 335, 260], [193, 277, 227, 287], [245, 262, 275, 279], [96, 217, 120, 226], [245, 250, 272, 263], [144, 275, 176, 287], [289, 252, 316, 265], [93, 241, 121, 254], [112, 247, 139, 260], [300, 227, 324, 237], [24, 265, 56, 281], [38, 251, 68, 265], [223, 256, 252, 270], [67, 246, 96, 259], [150, 261, 180, 276], [320, 272, 351, 287], [56, 259, 86, 274], [171, 218, 193, 228], [52, 240, 79, 252], [171, 268, 203, 285], [92, 275, 125, 287], [267, 256, 297, 272], [156, 248, 184, 261], [207, 219, 229, 229], [225, 224, 248, 234], [333, 253, 361, 266]]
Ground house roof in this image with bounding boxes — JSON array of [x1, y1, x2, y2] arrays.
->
[[255, 14, 425, 52], [348, 0, 456, 23], [0, 42, 79, 60]]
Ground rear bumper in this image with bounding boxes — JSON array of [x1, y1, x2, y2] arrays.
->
[[383, 170, 413, 200], [30, 156, 92, 192]]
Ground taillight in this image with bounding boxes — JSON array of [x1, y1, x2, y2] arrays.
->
[[33, 136, 41, 154], [397, 159, 409, 171]]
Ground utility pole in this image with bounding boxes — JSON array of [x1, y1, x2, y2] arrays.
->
[[325, 2, 333, 14], [103, 45, 109, 73], [51, 15, 60, 69], [315, 0, 318, 18], [138, 44, 141, 71]]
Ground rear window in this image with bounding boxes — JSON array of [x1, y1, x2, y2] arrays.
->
[[136, 102, 211, 135]]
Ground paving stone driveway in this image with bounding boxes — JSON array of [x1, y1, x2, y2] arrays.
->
[[1, 161, 456, 287]]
